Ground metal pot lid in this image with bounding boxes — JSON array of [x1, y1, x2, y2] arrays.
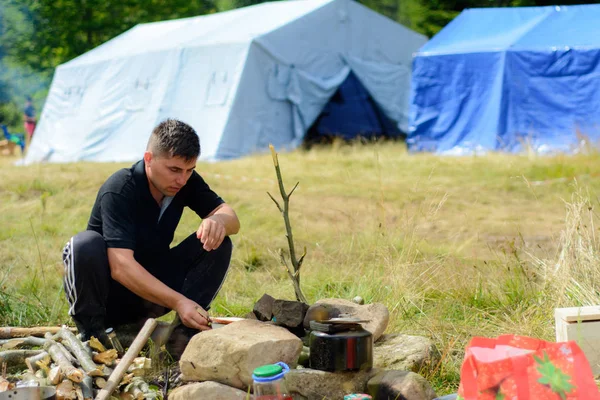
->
[[316, 317, 369, 324], [0, 386, 56, 400]]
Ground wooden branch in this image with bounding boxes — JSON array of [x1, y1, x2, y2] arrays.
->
[[44, 337, 84, 383], [84, 384, 95, 400], [93, 350, 117, 366], [0, 349, 44, 366], [124, 377, 153, 400], [0, 376, 14, 391], [58, 327, 104, 377], [56, 379, 78, 400], [0, 337, 46, 349], [100, 366, 114, 379], [20, 372, 48, 387], [89, 338, 106, 353], [298, 246, 307, 268], [58, 342, 78, 365], [0, 326, 76, 339], [94, 377, 106, 389], [25, 351, 50, 373], [126, 357, 151, 377], [269, 144, 308, 304], [95, 318, 157, 400], [76, 384, 84, 400], [267, 192, 283, 212], [49, 366, 63, 385], [288, 181, 300, 198]]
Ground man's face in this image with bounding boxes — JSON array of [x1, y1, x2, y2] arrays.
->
[[144, 151, 197, 197]]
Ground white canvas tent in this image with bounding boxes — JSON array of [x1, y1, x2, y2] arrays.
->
[[25, 0, 427, 163]]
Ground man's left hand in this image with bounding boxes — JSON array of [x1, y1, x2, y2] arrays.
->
[[196, 217, 226, 251]]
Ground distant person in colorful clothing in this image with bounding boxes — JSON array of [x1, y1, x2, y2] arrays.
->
[[23, 96, 36, 140]]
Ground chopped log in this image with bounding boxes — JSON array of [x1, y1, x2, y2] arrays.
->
[[20, 372, 48, 386], [94, 377, 106, 389], [0, 350, 44, 366], [58, 342, 78, 365], [0, 327, 76, 339], [126, 357, 150, 376], [57, 379, 78, 400], [25, 351, 50, 373], [76, 384, 84, 400], [35, 369, 47, 379], [119, 373, 133, 387], [124, 377, 154, 400], [0, 337, 46, 349], [93, 350, 117, 366], [101, 366, 113, 379], [89, 338, 106, 353], [95, 319, 157, 400], [44, 337, 85, 383], [0, 376, 14, 392], [81, 376, 93, 400], [58, 327, 103, 377], [49, 365, 63, 385]]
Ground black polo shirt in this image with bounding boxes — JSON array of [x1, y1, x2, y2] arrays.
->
[[87, 160, 224, 264]]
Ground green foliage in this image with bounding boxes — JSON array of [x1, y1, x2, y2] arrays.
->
[[0, 101, 21, 128], [231, 0, 280, 8], [3, 0, 218, 73]]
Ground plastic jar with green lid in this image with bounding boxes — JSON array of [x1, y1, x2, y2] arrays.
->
[[252, 362, 292, 400]]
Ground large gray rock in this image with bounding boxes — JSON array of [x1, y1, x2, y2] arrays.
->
[[374, 334, 440, 372], [169, 382, 253, 400], [285, 368, 378, 400], [367, 370, 437, 400], [180, 320, 303, 389], [315, 298, 389, 341]]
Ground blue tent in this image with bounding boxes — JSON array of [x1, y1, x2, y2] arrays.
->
[[409, 5, 600, 154]]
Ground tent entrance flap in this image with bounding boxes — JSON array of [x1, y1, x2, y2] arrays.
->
[[306, 71, 401, 142]]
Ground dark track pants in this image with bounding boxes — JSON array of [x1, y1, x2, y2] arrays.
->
[[62, 231, 232, 327]]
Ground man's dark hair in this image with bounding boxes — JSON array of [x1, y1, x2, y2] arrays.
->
[[147, 119, 200, 161]]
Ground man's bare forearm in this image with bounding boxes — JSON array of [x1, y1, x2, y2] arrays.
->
[[207, 204, 240, 236]]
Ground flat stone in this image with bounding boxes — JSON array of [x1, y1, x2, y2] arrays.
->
[[285, 367, 378, 400], [374, 334, 440, 372], [367, 370, 437, 400], [169, 381, 253, 400]]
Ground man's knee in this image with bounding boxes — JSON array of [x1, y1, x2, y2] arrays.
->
[[69, 230, 107, 265], [219, 236, 232, 255]]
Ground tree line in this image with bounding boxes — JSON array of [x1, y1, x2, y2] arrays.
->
[[0, 0, 597, 130]]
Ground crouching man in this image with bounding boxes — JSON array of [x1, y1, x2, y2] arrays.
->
[[62, 119, 240, 355]]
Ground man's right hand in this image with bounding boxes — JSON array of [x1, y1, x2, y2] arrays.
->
[[176, 298, 212, 331]]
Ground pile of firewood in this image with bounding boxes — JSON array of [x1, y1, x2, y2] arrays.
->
[[0, 325, 161, 400]]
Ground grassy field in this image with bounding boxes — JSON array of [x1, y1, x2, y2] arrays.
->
[[1, 142, 600, 394]]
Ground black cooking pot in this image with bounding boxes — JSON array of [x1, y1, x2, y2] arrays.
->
[[308, 321, 373, 372]]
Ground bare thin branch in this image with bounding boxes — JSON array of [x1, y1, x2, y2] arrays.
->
[[267, 192, 283, 212], [288, 181, 300, 198]]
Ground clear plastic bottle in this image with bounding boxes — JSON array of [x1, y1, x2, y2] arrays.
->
[[252, 362, 292, 400], [105, 327, 125, 357]]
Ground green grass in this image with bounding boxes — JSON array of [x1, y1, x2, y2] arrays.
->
[[1, 141, 600, 394]]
